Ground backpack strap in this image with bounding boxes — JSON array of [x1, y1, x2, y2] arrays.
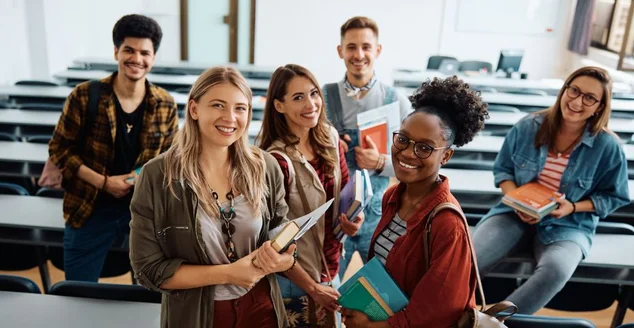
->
[[77, 80, 102, 154], [324, 83, 344, 131], [422, 202, 488, 312], [384, 86, 398, 106]]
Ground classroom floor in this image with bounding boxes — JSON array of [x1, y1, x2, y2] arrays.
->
[[2, 252, 634, 328]]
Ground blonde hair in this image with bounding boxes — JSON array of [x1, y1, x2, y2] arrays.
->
[[258, 64, 337, 176], [535, 66, 613, 148], [163, 66, 267, 216]]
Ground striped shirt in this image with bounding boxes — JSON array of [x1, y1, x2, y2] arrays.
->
[[373, 214, 408, 265], [538, 152, 570, 191]]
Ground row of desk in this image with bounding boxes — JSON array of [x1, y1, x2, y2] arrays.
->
[[393, 69, 634, 96], [0, 291, 159, 328]]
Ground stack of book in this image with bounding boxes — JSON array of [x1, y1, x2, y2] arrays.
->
[[502, 182, 565, 220], [338, 257, 409, 321], [333, 169, 373, 242]]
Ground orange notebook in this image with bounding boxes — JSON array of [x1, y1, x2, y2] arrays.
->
[[502, 182, 565, 219], [359, 120, 388, 155]]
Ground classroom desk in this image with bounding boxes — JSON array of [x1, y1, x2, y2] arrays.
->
[[0, 84, 188, 107], [393, 69, 633, 94], [458, 135, 634, 160], [486, 111, 634, 135], [397, 87, 634, 113], [54, 69, 270, 91], [440, 168, 634, 201], [73, 56, 275, 79], [0, 291, 160, 328], [0, 110, 263, 139], [0, 195, 63, 230], [0, 85, 265, 111]]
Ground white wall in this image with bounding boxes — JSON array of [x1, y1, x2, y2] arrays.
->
[[42, 0, 180, 77], [0, 0, 180, 84], [0, 0, 31, 84], [255, 0, 443, 85], [254, 0, 575, 84]]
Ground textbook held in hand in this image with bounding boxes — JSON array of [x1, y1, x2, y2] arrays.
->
[[333, 169, 373, 242], [502, 182, 565, 220], [269, 199, 334, 253], [338, 257, 409, 321]]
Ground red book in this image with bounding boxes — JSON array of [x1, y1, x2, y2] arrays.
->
[[359, 119, 388, 155]]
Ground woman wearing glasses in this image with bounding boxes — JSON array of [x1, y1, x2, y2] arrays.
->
[[258, 64, 363, 327], [129, 66, 298, 328], [341, 76, 488, 328], [472, 66, 630, 314]]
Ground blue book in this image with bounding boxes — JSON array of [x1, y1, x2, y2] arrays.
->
[[338, 257, 409, 319], [333, 170, 373, 241]]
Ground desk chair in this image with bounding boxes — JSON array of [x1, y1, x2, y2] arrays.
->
[[48, 281, 161, 303], [0, 132, 18, 141], [15, 80, 59, 87], [545, 222, 634, 328], [427, 55, 458, 70], [612, 93, 634, 100], [618, 324, 634, 327], [504, 314, 596, 328], [504, 89, 549, 96], [459, 61, 493, 73], [35, 187, 64, 199], [488, 104, 521, 113], [0, 184, 51, 292], [474, 86, 498, 93], [0, 274, 41, 294], [25, 135, 51, 144]]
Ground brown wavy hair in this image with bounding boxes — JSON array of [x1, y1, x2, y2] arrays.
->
[[258, 64, 337, 176], [534, 66, 612, 149]]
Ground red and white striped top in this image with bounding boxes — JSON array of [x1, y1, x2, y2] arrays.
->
[[537, 152, 570, 191]]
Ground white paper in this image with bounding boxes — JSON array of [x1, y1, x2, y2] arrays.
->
[[267, 199, 335, 240]]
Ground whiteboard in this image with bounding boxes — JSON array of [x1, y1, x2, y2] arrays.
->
[[455, 0, 562, 36]]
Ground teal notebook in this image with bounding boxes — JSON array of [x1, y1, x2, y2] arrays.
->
[[338, 257, 409, 321]]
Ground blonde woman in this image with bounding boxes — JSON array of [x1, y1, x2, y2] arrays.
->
[[130, 66, 298, 328], [259, 64, 363, 327]]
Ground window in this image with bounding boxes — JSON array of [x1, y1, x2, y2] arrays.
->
[[591, 0, 632, 52], [591, 0, 634, 71]]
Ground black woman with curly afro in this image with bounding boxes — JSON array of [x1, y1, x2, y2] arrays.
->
[[341, 76, 489, 328]]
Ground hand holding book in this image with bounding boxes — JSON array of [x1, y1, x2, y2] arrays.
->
[[251, 241, 296, 275]]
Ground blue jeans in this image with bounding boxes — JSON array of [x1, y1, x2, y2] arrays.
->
[[63, 206, 131, 282], [472, 213, 583, 314], [277, 274, 342, 327]]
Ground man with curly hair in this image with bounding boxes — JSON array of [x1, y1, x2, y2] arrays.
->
[[341, 76, 489, 328], [323, 16, 412, 280], [49, 14, 178, 281]]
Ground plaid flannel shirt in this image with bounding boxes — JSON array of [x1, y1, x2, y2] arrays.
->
[[49, 73, 178, 228]]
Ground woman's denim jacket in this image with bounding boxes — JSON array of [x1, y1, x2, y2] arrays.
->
[[481, 113, 630, 256]]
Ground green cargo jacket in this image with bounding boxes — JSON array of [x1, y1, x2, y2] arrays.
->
[[129, 151, 290, 328]]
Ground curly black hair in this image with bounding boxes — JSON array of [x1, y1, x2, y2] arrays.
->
[[407, 76, 489, 147], [112, 14, 163, 53]]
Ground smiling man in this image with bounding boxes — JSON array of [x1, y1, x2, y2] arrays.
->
[[322, 16, 412, 280], [49, 14, 178, 281]]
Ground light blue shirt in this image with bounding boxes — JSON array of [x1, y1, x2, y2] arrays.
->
[[481, 113, 630, 256]]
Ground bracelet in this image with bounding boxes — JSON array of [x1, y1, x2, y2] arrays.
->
[[571, 201, 576, 213], [101, 175, 108, 191], [284, 256, 297, 273]]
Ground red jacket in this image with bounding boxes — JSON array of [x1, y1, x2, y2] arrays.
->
[[368, 176, 477, 328]]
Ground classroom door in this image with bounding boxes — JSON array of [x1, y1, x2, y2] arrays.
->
[[187, 0, 237, 64]]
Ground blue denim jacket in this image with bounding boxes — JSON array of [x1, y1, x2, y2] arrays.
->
[[481, 113, 630, 256]]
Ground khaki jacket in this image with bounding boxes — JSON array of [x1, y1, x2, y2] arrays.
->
[[129, 151, 289, 328], [267, 126, 341, 282]]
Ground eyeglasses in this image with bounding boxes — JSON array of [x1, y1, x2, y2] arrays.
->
[[212, 190, 239, 263], [392, 132, 451, 159], [564, 85, 601, 107]]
